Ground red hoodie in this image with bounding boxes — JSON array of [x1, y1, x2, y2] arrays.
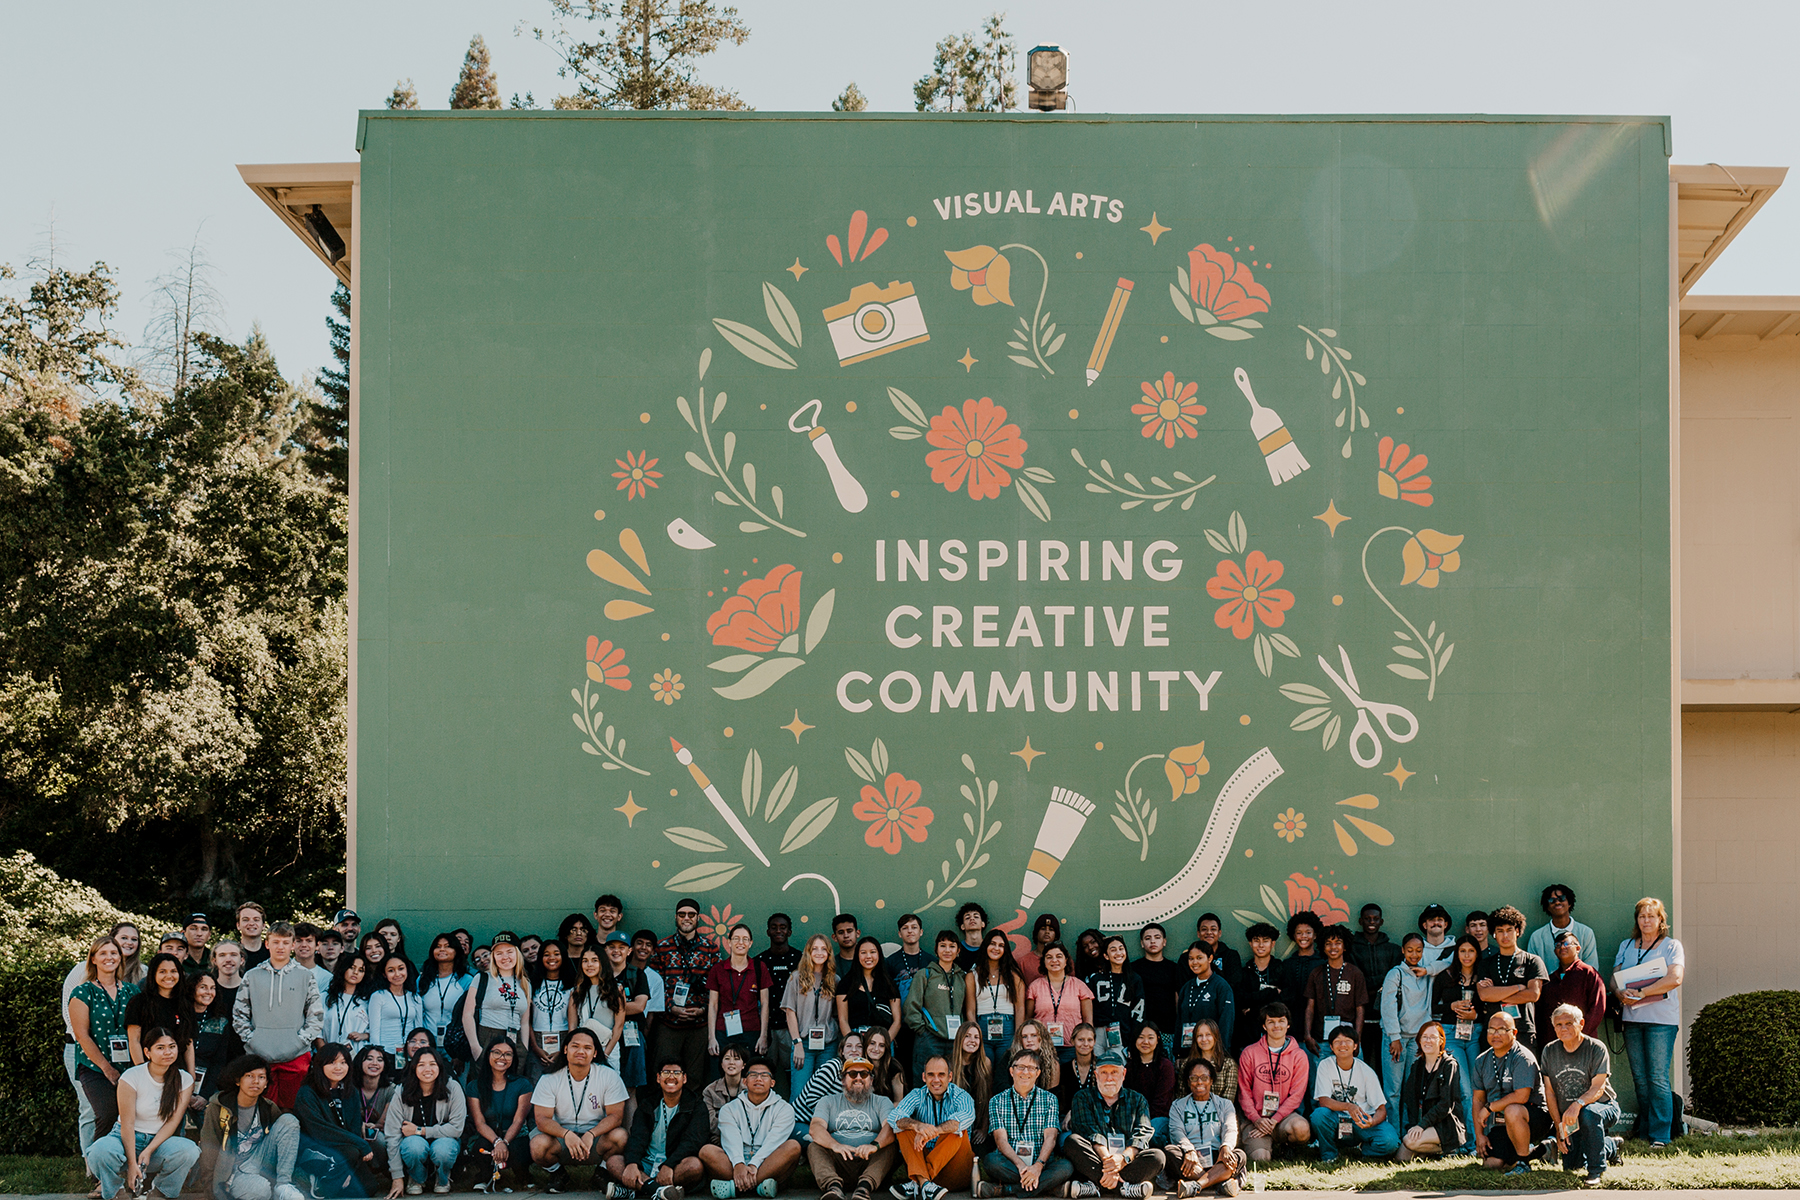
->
[[1235, 1035, 1308, 1125]]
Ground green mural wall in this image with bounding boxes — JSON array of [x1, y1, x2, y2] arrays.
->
[[354, 112, 1671, 950]]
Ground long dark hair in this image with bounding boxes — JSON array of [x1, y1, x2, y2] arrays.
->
[[352, 1044, 391, 1087], [417, 933, 468, 987], [305, 1043, 354, 1097], [359, 932, 390, 969], [847, 936, 899, 999], [329, 951, 371, 1003], [473, 1035, 522, 1105], [1073, 929, 1106, 978], [531, 938, 570, 988], [569, 945, 623, 1019], [143, 952, 184, 999], [178, 970, 216, 1017], [974, 930, 1024, 1007], [1452, 935, 1482, 980], [399, 1047, 453, 1115], [141, 1027, 186, 1120]]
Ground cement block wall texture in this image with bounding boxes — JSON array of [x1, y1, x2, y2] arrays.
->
[[1681, 712, 1800, 1016]]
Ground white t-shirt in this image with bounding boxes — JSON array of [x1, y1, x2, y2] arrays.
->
[[120, 1064, 192, 1127], [531, 1065, 628, 1133], [1311, 1056, 1386, 1116], [534, 980, 571, 1034]]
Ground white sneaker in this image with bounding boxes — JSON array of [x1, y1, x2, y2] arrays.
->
[[920, 1185, 947, 1200], [406, 1185, 424, 1196], [275, 1185, 306, 1200], [434, 1185, 451, 1196], [1118, 1185, 1152, 1199]]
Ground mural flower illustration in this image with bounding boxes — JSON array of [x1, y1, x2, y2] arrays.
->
[[586, 636, 630, 690], [827, 210, 888, 266], [703, 904, 741, 945], [946, 245, 1014, 307], [1401, 529, 1463, 588], [1163, 742, 1210, 802], [1273, 807, 1306, 843], [613, 450, 662, 500], [1377, 437, 1433, 506], [651, 669, 683, 704], [1286, 872, 1351, 925], [926, 398, 1027, 501], [1132, 372, 1206, 447], [1172, 244, 1271, 340], [703, 565, 836, 700], [1206, 550, 1296, 639], [854, 772, 933, 855]]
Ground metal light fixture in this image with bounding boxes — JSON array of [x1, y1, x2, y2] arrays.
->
[[1027, 45, 1068, 112], [304, 204, 346, 265]]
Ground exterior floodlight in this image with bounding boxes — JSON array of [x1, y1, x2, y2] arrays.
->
[[305, 204, 347, 265], [1028, 45, 1068, 112]]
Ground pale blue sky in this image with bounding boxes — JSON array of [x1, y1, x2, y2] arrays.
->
[[4, 0, 1795, 383]]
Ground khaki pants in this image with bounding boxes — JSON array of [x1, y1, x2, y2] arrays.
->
[[806, 1141, 897, 1191]]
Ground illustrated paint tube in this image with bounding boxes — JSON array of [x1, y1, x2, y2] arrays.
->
[[1019, 786, 1095, 908]]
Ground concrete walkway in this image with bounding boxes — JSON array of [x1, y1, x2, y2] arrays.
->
[[19, 1192, 1782, 1199]]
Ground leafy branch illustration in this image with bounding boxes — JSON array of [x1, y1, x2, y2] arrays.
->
[[1299, 325, 1367, 459], [675, 348, 805, 537], [1001, 244, 1062, 374], [843, 737, 893, 787], [569, 680, 650, 775], [922, 754, 1003, 908], [1278, 680, 1345, 753], [1203, 511, 1303, 678], [661, 745, 840, 893], [1070, 447, 1214, 512], [887, 387, 1055, 523], [712, 282, 803, 370], [1363, 526, 1458, 701], [1111, 755, 1165, 861]]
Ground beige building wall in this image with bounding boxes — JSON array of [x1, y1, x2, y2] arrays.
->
[[1679, 332, 1800, 1018]]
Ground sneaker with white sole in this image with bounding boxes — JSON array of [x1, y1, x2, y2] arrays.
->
[[406, 1185, 424, 1197], [433, 1185, 450, 1195], [655, 1188, 684, 1200], [889, 1184, 917, 1200], [1175, 1183, 1203, 1199], [1218, 1174, 1240, 1198], [1066, 1184, 1099, 1199], [1118, 1185, 1152, 1199], [274, 1185, 305, 1200]]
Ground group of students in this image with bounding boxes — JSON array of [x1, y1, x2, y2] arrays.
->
[[59, 886, 1683, 1198]]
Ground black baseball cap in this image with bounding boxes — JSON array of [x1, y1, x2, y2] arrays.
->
[[333, 909, 359, 924], [185, 913, 210, 927]]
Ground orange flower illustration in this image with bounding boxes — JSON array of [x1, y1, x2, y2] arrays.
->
[[612, 450, 661, 500], [1188, 244, 1272, 322], [1163, 742, 1210, 803], [703, 904, 742, 945], [1132, 372, 1206, 447], [1273, 807, 1306, 843], [853, 772, 934, 855], [945, 246, 1014, 307], [585, 636, 630, 690], [925, 397, 1026, 501], [1285, 872, 1351, 925], [651, 669, 683, 704], [1401, 529, 1464, 588], [706, 564, 803, 652], [1377, 437, 1432, 507], [1206, 551, 1296, 640]]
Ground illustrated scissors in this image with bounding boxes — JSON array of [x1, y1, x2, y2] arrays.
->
[[1316, 644, 1419, 769]]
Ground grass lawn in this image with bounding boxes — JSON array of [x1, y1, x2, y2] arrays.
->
[[0, 1158, 86, 1196], [1252, 1133, 1800, 1189]]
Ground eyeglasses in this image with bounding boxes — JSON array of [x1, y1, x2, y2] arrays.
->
[[745, 1070, 774, 1080], [658, 1068, 685, 1077]]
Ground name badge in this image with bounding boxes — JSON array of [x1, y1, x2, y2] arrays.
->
[[671, 980, 692, 1008], [1260, 1091, 1279, 1118], [623, 1024, 642, 1047], [807, 1027, 826, 1051], [1453, 1021, 1473, 1041], [1337, 1114, 1354, 1139], [108, 1035, 131, 1064], [986, 1015, 1005, 1040], [1181, 1023, 1196, 1049], [192, 1067, 206, 1091], [723, 1010, 744, 1038], [1105, 1134, 1126, 1156], [1106, 1022, 1122, 1050], [436, 1024, 447, 1041], [945, 1016, 960, 1038], [1046, 1022, 1064, 1046], [1197, 1146, 1213, 1169], [540, 1032, 561, 1055], [1321, 1016, 1346, 1042]]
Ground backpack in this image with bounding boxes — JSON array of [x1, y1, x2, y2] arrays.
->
[[443, 973, 489, 1063]]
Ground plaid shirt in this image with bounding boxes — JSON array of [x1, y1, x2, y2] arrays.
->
[[1069, 1086, 1154, 1149], [652, 934, 720, 1030], [988, 1086, 1059, 1159]]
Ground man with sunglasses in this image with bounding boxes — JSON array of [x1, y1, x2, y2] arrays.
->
[[607, 1058, 707, 1200], [1526, 887, 1600, 973], [807, 1056, 896, 1200], [655, 900, 721, 1096]]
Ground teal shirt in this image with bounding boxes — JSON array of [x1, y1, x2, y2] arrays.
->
[[72, 980, 142, 1072]]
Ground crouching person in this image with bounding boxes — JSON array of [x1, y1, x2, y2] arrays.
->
[[531, 1028, 628, 1194], [201, 1055, 303, 1200], [1541, 1005, 1623, 1188], [1065, 1050, 1166, 1198], [385, 1048, 466, 1196], [1308, 1028, 1398, 1162], [806, 1056, 898, 1200], [701, 1057, 801, 1198], [1165, 1059, 1246, 1197], [87, 1028, 201, 1200], [974, 1051, 1071, 1199], [606, 1058, 708, 1200], [1472, 1013, 1553, 1176], [886, 1055, 976, 1200]]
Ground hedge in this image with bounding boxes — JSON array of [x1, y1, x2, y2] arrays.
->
[[1688, 989, 1800, 1125], [0, 956, 80, 1154]]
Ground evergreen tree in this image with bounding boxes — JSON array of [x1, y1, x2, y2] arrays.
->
[[831, 82, 867, 112], [533, 0, 751, 110], [385, 78, 420, 110], [449, 34, 502, 109], [915, 13, 1016, 113], [307, 282, 349, 491]]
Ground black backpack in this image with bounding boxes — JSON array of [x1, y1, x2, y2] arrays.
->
[[443, 973, 490, 1063]]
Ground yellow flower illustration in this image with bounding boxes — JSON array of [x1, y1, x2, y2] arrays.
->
[[1400, 529, 1464, 588], [945, 246, 1015, 307], [651, 669, 683, 704], [1163, 741, 1210, 803], [1274, 807, 1306, 842]]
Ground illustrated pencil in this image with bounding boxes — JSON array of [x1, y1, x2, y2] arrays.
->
[[669, 737, 770, 866], [1085, 278, 1134, 386]]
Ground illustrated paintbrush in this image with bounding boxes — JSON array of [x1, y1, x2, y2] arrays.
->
[[670, 737, 770, 866], [1234, 367, 1311, 485]]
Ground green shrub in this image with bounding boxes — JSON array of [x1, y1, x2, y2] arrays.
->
[[0, 957, 80, 1154], [0, 851, 160, 965], [1688, 989, 1800, 1125]]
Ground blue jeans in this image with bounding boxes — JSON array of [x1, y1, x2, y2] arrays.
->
[[979, 1013, 1015, 1065], [790, 1042, 838, 1108], [1381, 1039, 1418, 1133], [1445, 1029, 1481, 1153], [979, 1149, 1073, 1196], [1623, 1022, 1679, 1142], [64, 1042, 97, 1155], [86, 1128, 201, 1198], [1560, 1099, 1621, 1176], [399, 1135, 460, 1185], [1309, 1105, 1399, 1160], [226, 1114, 302, 1199]]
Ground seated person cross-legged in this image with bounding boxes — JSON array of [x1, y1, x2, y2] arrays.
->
[[974, 1051, 1073, 1199], [605, 1058, 708, 1200], [1164, 1058, 1247, 1198], [1307, 1028, 1398, 1162], [1471, 1014, 1553, 1177], [699, 1057, 802, 1199], [806, 1056, 898, 1200], [1233, 1004, 1310, 1162], [886, 1055, 977, 1200], [530, 1029, 630, 1194], [1063, 1049, 1166, 1198]]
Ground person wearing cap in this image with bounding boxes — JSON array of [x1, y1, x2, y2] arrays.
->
[[886, 1054, 976, 1199], [602, 931, 654, 1093], [1414, 906, 1457, 978], [807, 1056, 896, 1200], [1064, 1047, 1163, 1197], [700, 1055, 800, 1198], [160, 932, 189, 962], [975, 1051, 1072, 1199], [606, 1057, 707, 1200], [1526, 886, 1601, 973], [182, 914, 214, 976], [1308, 1026, 1398, 1161], [1535, 933, 1606, 1053], [654, 901, 721, 1097], [335, 911, 362, 948]]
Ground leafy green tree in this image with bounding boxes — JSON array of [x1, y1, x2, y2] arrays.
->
[[832, 82, 867, 112], [385, 79, 420, 110], [449, 34, 502, 109], [307, 282, 349, 490], [534, 0, 751, 111], [915, 13, 1016, 112]]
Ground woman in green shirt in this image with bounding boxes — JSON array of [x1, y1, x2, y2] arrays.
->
[[70, 935, 142, 1144]]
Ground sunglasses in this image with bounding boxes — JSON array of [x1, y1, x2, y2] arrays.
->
[[843, 1070, 872, 1078]]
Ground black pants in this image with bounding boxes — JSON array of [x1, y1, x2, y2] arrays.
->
[[78, 1065, 120, 1141], [1487, 1107, 1553, 1164], [651, 1024, 709, 1099], [298, 1139, 388, 1198], [1063, 1137, 1166, 1185], [467, 1132, 532, 1187]]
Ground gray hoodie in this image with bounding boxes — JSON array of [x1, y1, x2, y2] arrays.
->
[[232, 957, 325, 1062]]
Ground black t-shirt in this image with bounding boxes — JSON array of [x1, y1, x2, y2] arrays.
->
[[1131, 958, 1185, 1036], [1278, 952, 1323, 1016], [756, 946, 800, 1006], [1234, 960, 1285, 1049], [1476, 948, 1549, 1045], [241, 943, 271, 971]]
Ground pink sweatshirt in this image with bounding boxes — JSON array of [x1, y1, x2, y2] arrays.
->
[[1235, 1036, 1309, 1124]]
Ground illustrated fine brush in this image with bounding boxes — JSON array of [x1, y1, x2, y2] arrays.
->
[[1234, 366, 1310, 485]]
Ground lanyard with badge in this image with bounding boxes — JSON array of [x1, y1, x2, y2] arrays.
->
[[985, 981, 1007, 1040], [1045, 978, 1067, 1046], [1261, 1042, 1286, 1119], [94, 987, 132, 1064], [431, 977, 457, 1040], [806, 985, 828, 1050], [617, 970, 644, 1045], [1006, 1088, 1039, 1144], [568, 1070, 593, 1123], [722, 964, 756, 1038], [1194, 1099, 1218, 1166], [1320, 967, 1350, 1042], [1333, 1063, 1356, 1139]]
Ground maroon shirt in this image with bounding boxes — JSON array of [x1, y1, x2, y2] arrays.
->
[[1535, 959, 1606, 1047], [704, 958, 772, 1035]]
